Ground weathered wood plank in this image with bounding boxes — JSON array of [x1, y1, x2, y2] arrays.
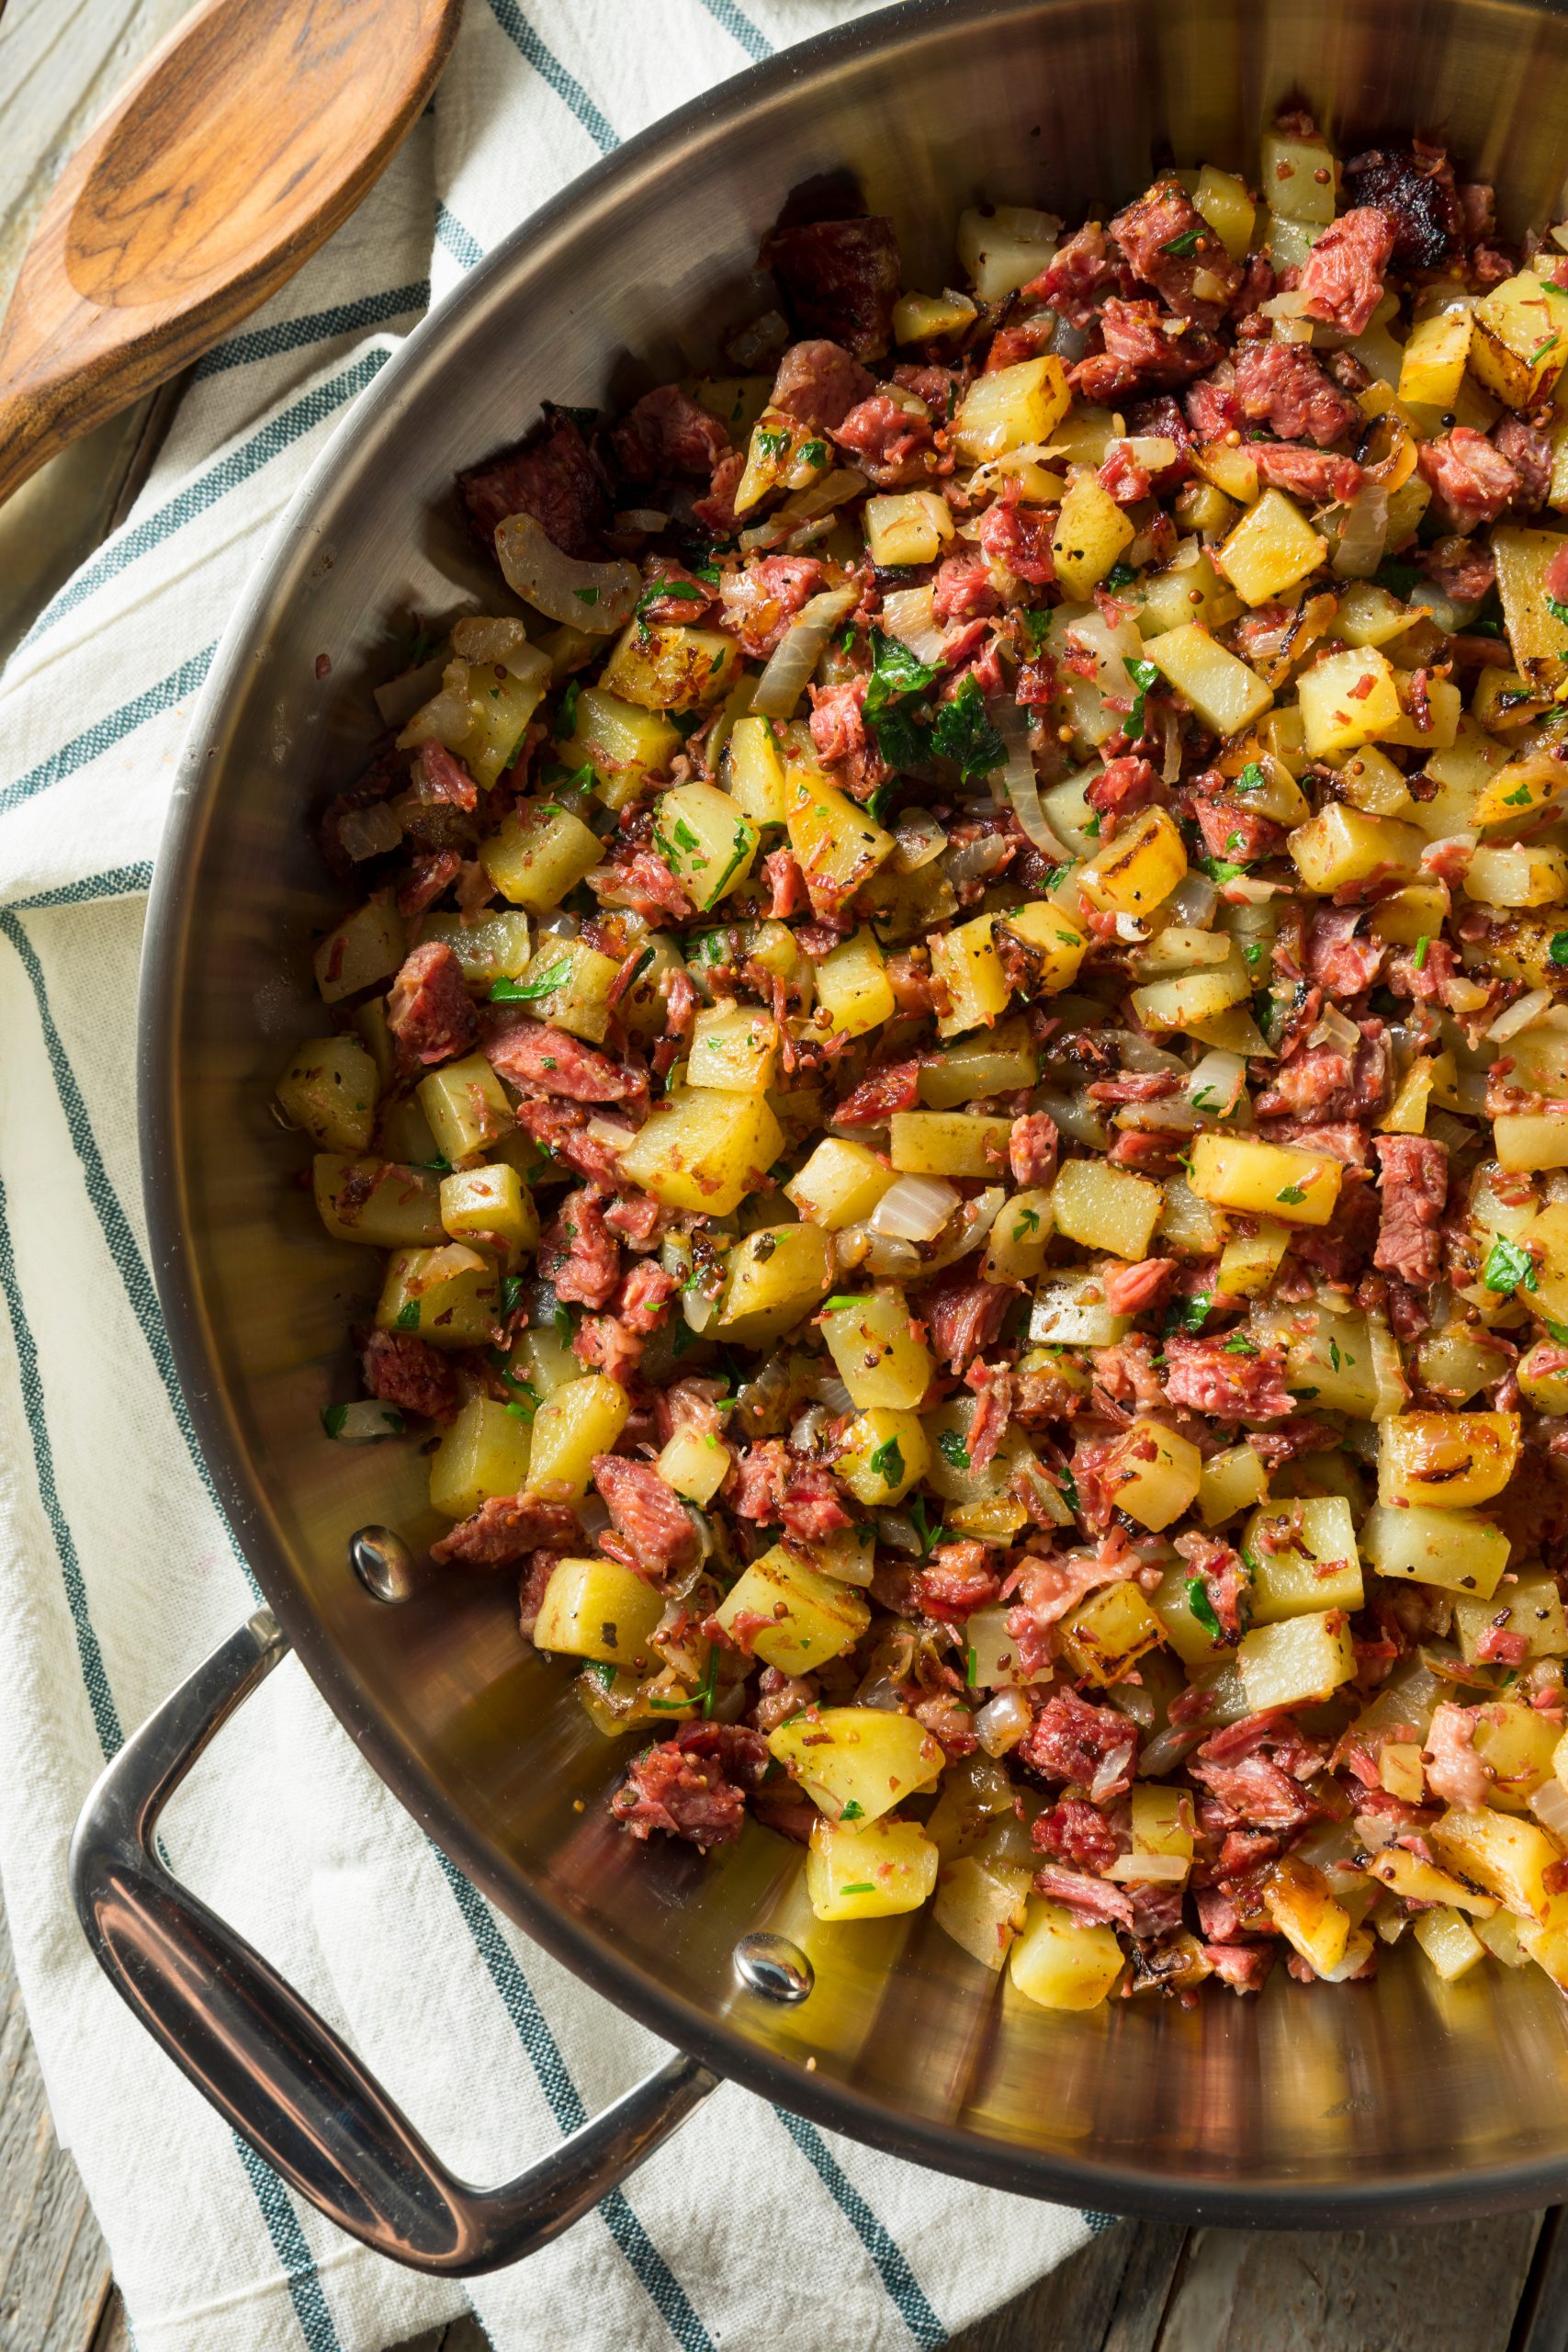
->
[[1156, 2216, 1542, 2352], [0, 1902, 112, 2352], [946, 2221, 1187, 2352]]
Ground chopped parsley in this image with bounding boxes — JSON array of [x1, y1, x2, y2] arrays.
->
[[572, 586, 599, 605], [931, 673, 1007, 780], [555, 679, 581, 738], [1125, 654, 1161, 740], [1551, 933, 1568, 967], [1167, 1293, 1212, 1335], [1013, 1206, 1043, 1239], [1235, 761, 1267, 793], [909, 1494, 943, 1556], [1549, 594, 1568, 631], [1413, 934, 1430, 970], [799, 438, 828, 466], [501, 1274, 525, 1319], [1276, 1183, 1307, 1205], [395, 1300, 420, 1329], [491, 957, 571, 1003], [840, 1883, 876, 1895], [636, 577, 706, 617], [1502, 783, 1534, 807], [1483, 1235, 1538, 1296], [868, 1434, 906, 1487], [756, 426, 791, 461], [1201, 857, 1249, 883], [1162, 227, 1203, 255], [1187, 1578, 1223, 1638], [321, 1403, 403, 1440], [553, 1303, 574, 1345], [823, 1294, 867, 1313], [937, 1430, 972, 1471], [1103, 560, 1138, 592], [1222, 1333, 1258, 1354], [840, 1800, 865, 1822]]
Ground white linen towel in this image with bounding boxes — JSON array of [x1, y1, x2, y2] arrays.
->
[[0, 5, 1111, 2346]]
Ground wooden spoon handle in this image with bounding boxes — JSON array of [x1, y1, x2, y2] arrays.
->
[[0, 383, 62, 509]]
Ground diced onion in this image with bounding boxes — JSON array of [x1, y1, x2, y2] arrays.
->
[[892, 811, 948, 874], [396, 658, 476, 751], [1137, 1724, 1203, 1779], [1089, 1741, 1135, 1804], [1163, 872, 1219, 928], [373, 650, 447, 729], [1331, 482, 1389, 581], [1104, 1852, 1190, 1883], [808, 1374, 855, 1415], [922, 1187, 1005, 1274], [1187, 1047, 1247, 1121], [739, 466, 866, 554], [945, 831, 1015, 888], [337, 801, 404, 862], [1050, 315, 1088, 363], [875, 1512, 922, 1556], [995, 699, 1066, 855], [750, 586, 860, 718], [1489, 987, 1553, 1044], [451, 616, 531, 667], [862, 1229, 926, 1280], [790, 1403, 829, 1453], [1261, 289, 1314, 318], [1116, 1096, 1199, 1135], [1309, 1002, 1363, 1057], [584, 1115, 635, 1153], [494, 510, 638, 633], [536, 909, 581, 938], [614, 508, 669, 532], [881, 582, 948, 665], [1531, 1780, 1568, 1839], [870, 1173, 961, 1243], [975, 1689, 1032, 1757]]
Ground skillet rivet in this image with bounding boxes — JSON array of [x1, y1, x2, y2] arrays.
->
[[733, 1932, 813, 2005], [349, 1525, 417, 1604]]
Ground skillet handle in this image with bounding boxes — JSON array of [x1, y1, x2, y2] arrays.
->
[[68, 1605, 720, 2275]]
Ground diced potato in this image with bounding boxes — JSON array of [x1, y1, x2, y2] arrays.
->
[[784, 753, 895, 910], [837, 1407, 931, 1506], [313, 901, 405, 1004], [930, 912, 1010, 1039], [1194, 164, 1256, 259], [1495, 1111, 1568, 1172], [508, 1319, 579, 1396], [1145, 623, 1273, 735], [1469, 1702, 1562, 1815], [1466, 843, 1568, 908], [807, 1815, 940, 1921], [1399, 307, 1473, 409], [714, 1545, 871, 1673], [1519, 1340, 1568, 1414], [687, 1002, 778, 1094], [1492, 529, 1568, 693], [420, 910, 534, 990], [1261, 124, 1337, 224], [276, 1035, 378, 1154], [1189, 1131, 1342, 1226], [1029, 1270, 1131, 1348], [919, 1018, 1040, 1108], [1264, 1856, 1350, 1977], [1009, 1895, 1123, 2011], [956, 205, 1061, 300], [816, 928, 896, 1039], [505, 937, 621, 1045], [416, 1055, 513, 1167], [533, 1556, 664, 1667], [786, 1137, 895, 1230], [1193, 436, 1259, 503], [1431, 1804, 1565, 1919], [983, 1189, 1056, 1283], [1137, 547, 1242, 636], [652, 781, 758, 911], [769, 1703, 945, 1823], [821, 1289, 934, 1411], [656, 1421, 731, 1506], [1059, 1578, 1167, 1686], [479, 801, 603, 912], [1077, 805, 1189, 920], [1150, 1561, 1227, 1666], [1158, 1175, 1226, 1259], [1216, 1219, 1291, 1298], [615, 1090, 784, 1216], [715, 1224, 832, 1347], [526, 1373, 632, 1500], [1238, 1611, 1355, 1711], [1359, 1502, 1509, 1600], [1198, 1443, 1269, 1527], [1295, 646, 1404, 757], [951, 355, 1072, 462], [559, 688, 680, 811], [1469, 269, 1568, 409], [1243, 1497, 1362, 1624], [1478, 1910, 1530, 1967], [1100, 1419, 1201, 1532], [888, 1110, 1011, 1179], [1106, 1783, 1195, 1883], [1131, 963, 1250, 1035], [375, 1244, 499, 1349], [1253, 1302, 1381, 1417], [1520, 1912, 1568, 1987], [1050, 1159, 1162, 1260], [1219, 488, 1327, 606], [964, 1602, 1052, 1688], [600, 622, 743, 711], [864, 490, 955, 566], [429, 1396, 532, 1520], [1289, 802, 1425, 894], [1453, 1572, 1568, 1664], [893, 288, 979, 341], [934, 1854, 1032, 1971], [726, 715, 787, 826], [438, 1163, 538, 1260], [1413, 1905, 1488, 1982], [313, 1156, 444, 1249], [994, 900, 1091, 994], [1053, 473, 1136, 599], [1377, 1411, 1521, 1509]]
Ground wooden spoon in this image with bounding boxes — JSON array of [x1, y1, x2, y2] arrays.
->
[[0, 0, 462, 507]]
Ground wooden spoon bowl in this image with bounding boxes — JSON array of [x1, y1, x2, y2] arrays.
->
[[0, 0, 462, 507]]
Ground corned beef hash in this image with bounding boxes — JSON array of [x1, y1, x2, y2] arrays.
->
[[279, 112, 1568, 2010]]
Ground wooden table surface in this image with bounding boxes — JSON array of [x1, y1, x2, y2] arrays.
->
[[4, 6, 1568, 2350]]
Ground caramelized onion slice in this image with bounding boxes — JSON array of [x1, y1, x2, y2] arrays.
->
[[494, 510, 639, 632]]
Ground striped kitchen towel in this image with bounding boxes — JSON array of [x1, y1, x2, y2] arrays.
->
[[0, 5, 1105, 2349]]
